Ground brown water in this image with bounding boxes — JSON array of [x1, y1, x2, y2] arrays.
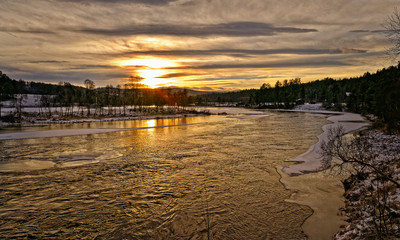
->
[[0, 112, 328, 239]]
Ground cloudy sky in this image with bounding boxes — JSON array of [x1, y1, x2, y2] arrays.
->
[[0, 0, 398, 91]]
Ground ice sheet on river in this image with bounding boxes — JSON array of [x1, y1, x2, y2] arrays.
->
[[283, 111, 370, 176]]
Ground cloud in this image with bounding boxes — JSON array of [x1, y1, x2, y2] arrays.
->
[[189, 86, 215, 91], [0, 0, 395, 89], [63, 64, 117, 70], [121, 48, 366, 58], [0, 27, 55, 34], [167, 60, 351, 70], [27, 60, 68, 64], [74, 22, 318, 37], [189, 75, 270, 82], [10, 70, 127, 84], [156, 72, 202, 78], [349, 29, 386, 33], [58, 0, 176, 5]]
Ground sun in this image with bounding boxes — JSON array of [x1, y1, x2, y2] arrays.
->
[[117, 58, 178, 88], [138, 69, 172, 88]]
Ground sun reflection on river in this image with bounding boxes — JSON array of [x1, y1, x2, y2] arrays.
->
[[146, 119, 156, 132], [0, 113, 331, 239]]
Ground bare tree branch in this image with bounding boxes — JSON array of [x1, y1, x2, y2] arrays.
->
[[384, 8, 400, 59], [321, 125, 400, 188]]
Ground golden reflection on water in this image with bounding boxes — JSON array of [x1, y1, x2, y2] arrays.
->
[[146, 119, 156, 132], [0, 113, 330, 239]]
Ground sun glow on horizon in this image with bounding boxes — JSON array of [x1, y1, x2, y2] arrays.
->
[[138, 69, 172, 88], [119, 58, 177, 69], [117, 57, 178, 88]]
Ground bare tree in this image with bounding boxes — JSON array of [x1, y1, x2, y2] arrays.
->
[[321, 126, 400, 239], [84, 79, 95, 116], [384, 8, 400, 59], [321, 126, 400, 188]]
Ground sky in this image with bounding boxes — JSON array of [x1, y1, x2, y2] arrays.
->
[[0, 0, 398, 91]]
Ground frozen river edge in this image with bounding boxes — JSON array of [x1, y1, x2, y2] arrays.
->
[[277, 109, 371, 240], [282, 109, 371, 175]]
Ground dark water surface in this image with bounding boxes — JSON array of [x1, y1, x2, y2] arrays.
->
[[0, 112, 328, 239]]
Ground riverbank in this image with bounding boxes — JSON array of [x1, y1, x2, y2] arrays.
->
[[334, 130, 400, 239], [0, 108, 211, 127], [0, 106, 272, 128], [283, 111, 370, 175], [0, 107, 272, 140], [276, 107, 371, 240]]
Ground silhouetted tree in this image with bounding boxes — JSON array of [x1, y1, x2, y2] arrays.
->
[[84, 79, 95, 116]]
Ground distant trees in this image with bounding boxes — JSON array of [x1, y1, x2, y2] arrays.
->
[[0, 71, 25, 101], [254, 78, 302, 108], [196, 63, 400, 132], [84, 79, 95, 116], [254, 65, 400, 132], [374, 73, 400, 132], [0, 71, 198, 122], [197, 89, 258, 107]]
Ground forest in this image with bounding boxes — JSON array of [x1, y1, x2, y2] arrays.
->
[[198, 64, 400, 132], [1, 63, 400, 131]]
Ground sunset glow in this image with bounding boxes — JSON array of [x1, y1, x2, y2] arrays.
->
[[138, 69, 172, 88], [1, 0, 398, 91], [117, 58, 178, 88], [118, 58, 177, 69], [1, 2, 399, 240]]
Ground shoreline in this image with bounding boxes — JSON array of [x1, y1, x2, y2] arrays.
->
[[2, 113, 207, 125], [0, 114, 213, 141], [0, 111, 211, 127], [277, 109, 371, 240], [0, 106, 269, 128], [0, 107, 270, 140], [283, 111, 370, 175]]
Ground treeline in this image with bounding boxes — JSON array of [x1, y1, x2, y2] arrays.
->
[[196, 64, 400, 132], [195, 89, 257, 106], [254, 64, 400, 132], [0, 71, 197, 119]]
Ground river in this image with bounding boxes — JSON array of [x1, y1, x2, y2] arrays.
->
[[0, 111, 330, 239]]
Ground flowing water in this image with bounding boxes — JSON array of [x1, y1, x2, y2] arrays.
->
[[0, 112, 329, 239]]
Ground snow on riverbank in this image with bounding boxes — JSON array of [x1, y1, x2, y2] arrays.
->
[[335, 131, 400, 239], [294, 103, 325, 111], [280, 105, 399, 239], [277, 105, 371, 240], [283, 111, 370, 176]]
